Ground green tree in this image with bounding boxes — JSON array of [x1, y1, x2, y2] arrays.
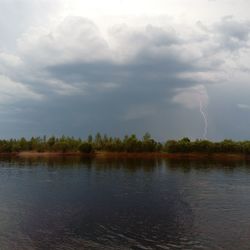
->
[[79, 142, 93, 153]]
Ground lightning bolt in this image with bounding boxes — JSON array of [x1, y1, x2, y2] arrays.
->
[[198, 93, 208, 140]]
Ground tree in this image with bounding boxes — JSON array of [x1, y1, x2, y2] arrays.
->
[[79, 142, 93, 153], [47, 136, 56, 149], [88, 135, 93, 143], [143, 132, 151, 141]]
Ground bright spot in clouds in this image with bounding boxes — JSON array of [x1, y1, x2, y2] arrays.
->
[[172, 85, 208, 109]]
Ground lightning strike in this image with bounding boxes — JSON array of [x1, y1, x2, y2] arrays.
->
[[198, 94, 208, 140]]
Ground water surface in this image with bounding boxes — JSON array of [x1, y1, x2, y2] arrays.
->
[[0, 156, 249, 249]]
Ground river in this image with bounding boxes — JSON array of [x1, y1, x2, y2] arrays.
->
[[0, 156, 249, 249]]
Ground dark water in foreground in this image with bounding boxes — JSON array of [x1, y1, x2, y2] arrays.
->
[[0, 157, 250, 250]]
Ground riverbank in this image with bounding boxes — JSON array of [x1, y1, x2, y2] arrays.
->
[[1, 151, 249, 160]]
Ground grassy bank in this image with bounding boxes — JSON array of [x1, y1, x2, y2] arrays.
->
[[4, 151, 248, 160]]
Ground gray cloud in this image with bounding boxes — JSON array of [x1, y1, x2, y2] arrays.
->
[[0, 12, 250, 139], [214, 16, 250, 51], [12, 17, 204, 95]]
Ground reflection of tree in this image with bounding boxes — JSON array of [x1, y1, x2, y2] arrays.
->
[[1, 155, 250, 172], [0, 156, 163, 172], [165, 158, 250, 172]]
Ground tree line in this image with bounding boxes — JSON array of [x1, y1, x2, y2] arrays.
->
[[0, 134, 250, 154]]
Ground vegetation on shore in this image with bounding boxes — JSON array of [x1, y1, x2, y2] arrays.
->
[[1, 133, 250, 155]]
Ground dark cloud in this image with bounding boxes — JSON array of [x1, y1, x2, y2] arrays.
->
[[0, 15, 250, 140]]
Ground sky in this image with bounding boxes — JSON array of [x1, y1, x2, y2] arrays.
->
[[0, 0, 250, 140]]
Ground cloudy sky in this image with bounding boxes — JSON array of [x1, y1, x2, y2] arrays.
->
[[0, 0, 250, 140]]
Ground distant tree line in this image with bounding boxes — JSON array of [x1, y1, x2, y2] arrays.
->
[[0, 134, 250, 154], [164, 137, 250, 154]]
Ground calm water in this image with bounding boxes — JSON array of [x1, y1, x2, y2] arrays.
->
[[0, 157, 250, 249]]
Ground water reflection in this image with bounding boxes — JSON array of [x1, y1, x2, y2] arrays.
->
[[1, 155, 250, 169], [0, 157, 249, 249]]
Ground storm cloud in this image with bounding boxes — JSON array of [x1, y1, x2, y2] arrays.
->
[[0, 0, 250, 140]]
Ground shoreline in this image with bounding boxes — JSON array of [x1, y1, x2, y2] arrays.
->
[[0, 151, 249, 160]]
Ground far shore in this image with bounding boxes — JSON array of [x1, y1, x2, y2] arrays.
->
[[0, 151, 249, 160]]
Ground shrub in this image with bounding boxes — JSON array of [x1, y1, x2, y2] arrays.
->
[[78, 142, 93, 153]]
